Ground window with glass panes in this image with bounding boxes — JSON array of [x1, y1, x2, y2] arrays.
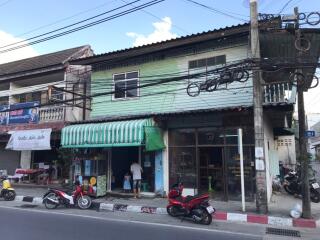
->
[[188, 55, 226, 84], [113, 71, 139, 99]]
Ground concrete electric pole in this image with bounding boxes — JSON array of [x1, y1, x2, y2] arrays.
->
[[294, 7, 311, 219], [250, 0, 268, 214]]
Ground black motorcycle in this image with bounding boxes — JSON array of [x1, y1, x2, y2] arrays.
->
[[283, 170, 320, 203]]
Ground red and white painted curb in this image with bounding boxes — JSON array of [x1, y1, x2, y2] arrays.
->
[[14, 196, 319, 229], [213, 211, 317, 229]]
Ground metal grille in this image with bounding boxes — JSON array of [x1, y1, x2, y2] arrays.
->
[[266, 227, 301, 237]]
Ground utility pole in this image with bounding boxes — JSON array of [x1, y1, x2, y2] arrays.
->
[[82, 81, 87, 121], [250, 0, 268, 213], [294, 7, 311, 219]]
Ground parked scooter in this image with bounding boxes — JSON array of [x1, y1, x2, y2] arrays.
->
[[0, 176, 16, 201], [166, 182, 215, 225], [283, 170, 320, 203], [43, 181, 92, 209]]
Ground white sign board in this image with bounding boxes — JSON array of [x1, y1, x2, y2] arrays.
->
[[255, 159, 265, 171], [255, 147, 264, 158], [6, 128, 52, 151]]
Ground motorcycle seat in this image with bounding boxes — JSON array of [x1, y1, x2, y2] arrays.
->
[[49, 188, 73, 195], [178, 194, 206, 203]]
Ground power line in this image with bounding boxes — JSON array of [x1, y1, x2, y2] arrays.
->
[[278, 0, 295, 14], [0, 0, 13, 8], [120, 0, 190, 34], [15, 0, 120, 38], [0, 0, 165, 53], [0, 0, 143, 50], [0, 60, 249, 112], [0, 0, 165, 54], [183, 0, 248, 22]]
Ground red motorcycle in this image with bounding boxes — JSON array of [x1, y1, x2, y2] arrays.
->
[[167, 182, 215, 225], [43, 182, 92, 210]]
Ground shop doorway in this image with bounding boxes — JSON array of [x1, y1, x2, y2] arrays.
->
[[111, 147, 139, 191], [199, 147, 225, 200], [141, 151, 155, 192]]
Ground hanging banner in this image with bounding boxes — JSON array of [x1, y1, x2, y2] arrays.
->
[[9, 101, 39, 124], [6, 128, 52, 151]]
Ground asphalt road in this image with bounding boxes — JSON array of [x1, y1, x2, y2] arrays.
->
[[0, 206, 261, 240]]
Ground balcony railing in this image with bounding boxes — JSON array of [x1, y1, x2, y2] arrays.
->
[[263, 82, 296, 104], [39, 106, 64, 122]]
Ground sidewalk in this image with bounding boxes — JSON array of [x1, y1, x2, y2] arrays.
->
[[11, 185, 320, 228]]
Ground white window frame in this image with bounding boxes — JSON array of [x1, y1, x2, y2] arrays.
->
[[112, 70, 140, 100]]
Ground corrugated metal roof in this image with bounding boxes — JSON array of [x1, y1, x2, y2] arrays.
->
[[68, 105, 252, 125], [70, 20, 281, 66], [70, 23, 252, 66], [0, 45, 90, 78]]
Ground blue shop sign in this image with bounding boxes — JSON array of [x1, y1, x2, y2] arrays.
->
[[9, 102, 40, 124], [305, 130, 315, 138]]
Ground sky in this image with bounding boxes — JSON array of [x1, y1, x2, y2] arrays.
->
[[0, 0, 319, 121]]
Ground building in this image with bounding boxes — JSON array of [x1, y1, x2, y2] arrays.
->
[[63, 21, 320, 202], [0, 46, 93, 178], [310, 120, 320, 160]]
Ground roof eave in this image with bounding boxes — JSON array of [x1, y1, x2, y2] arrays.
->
[[70, 26, 251, 66], [0, 64, 65, 82]]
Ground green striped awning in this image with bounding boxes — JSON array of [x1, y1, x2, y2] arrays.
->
[[61, 119, 157, 148]]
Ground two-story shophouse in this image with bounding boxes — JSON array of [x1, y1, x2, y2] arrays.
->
[[0, 45, 93, 178], [62, 21, 320, 201]]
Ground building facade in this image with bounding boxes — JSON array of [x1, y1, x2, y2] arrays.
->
[[0, 46, 93, 178], [63, 21, 320, 203]]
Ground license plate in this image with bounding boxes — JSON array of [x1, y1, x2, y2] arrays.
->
[[206, 206, 215, 214], [312, 183, 320, 189]]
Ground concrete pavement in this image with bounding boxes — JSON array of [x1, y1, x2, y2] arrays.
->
[[11, 185, 320, 228], [0, 204, 262, 240], [1, 201, 320, 240]]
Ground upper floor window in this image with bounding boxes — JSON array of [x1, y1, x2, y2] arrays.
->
[[188, 55, 226, 83], [113, 71, 139, 99], [188, 55, 226, 70], [16, 92, 41, 103]]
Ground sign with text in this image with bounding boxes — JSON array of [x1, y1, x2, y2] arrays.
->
[[305, 131, 315, 138], [6, 128, 52, 151], [9, 102, 39, 124]]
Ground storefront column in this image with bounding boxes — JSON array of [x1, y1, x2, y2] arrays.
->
[[20, 150, 32, 169], [139, 146, 142, 165], [163, 130, 169, 196]]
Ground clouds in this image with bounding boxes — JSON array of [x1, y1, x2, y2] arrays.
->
[[0, 30, 38, 64], [126, 17, 178, 47]]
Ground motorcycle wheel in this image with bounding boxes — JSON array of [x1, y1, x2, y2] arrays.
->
[[77, 195, 92, 209], [4, 190, 16, 201], [284, 185, 295, 195], [167, 205, 180, 217], [44, 193, 59, 209], [310, 189, 320, 203], [201, 211, 212, 225]]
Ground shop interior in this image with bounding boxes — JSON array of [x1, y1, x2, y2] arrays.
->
[[111, 147, 138, 190], [111, 147, 156, 193], [199, 147, 224, 199]]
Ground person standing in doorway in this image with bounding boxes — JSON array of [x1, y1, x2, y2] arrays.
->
[[130, 160, 143, 198]]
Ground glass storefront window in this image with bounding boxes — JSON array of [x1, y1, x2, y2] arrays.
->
[[224, 129, 238, 145], [198, 128, 224, 145], [243, 127, 254, 144], [169, 147, 196, 188], [225, 146, 254, 201], [169, 129, 196, 146]]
